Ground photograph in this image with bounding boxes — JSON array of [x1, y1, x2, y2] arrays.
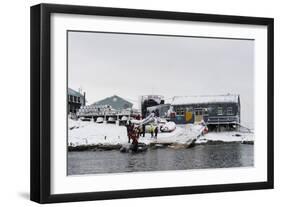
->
[[67, 31, 255, 175], [30, 3, 274, 203]]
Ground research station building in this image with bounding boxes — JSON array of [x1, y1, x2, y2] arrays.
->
[[169, 94, 241, 130], [68, 88, 86, 114]]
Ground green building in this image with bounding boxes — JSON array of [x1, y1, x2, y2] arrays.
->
[[91, 95, 133, 110]]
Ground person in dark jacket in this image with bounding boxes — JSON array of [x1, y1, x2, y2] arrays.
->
[[154, 126, 158, 139], [150, 125, 154, 138], [130, 126, 139, 152], [126, 121, 132, 143], [142, 124, 146, 137], [155, 109, 160, 117]]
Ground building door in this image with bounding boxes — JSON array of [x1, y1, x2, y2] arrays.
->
[[194, 108, 204, 123]]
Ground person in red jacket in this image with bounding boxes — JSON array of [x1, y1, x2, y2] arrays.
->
[[126, 121, 134, 143], [130, 126, 140, 152]]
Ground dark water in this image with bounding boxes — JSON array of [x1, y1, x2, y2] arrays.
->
[[67, 143, 254, 175]]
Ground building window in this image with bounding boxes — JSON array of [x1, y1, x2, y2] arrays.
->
[[203, 108, 209, 116], [78, 97, 80, 103], [195, 109, 203, 116], [217, 107, 223, 115], [74, 96, 77, 103], [186, 107, 193, 112], [180, 108, 185, 115], [123, 104, 129, 109], [208, 106, 214, 114], [176, 107, 185, 116], [227, 107, 233, 115]]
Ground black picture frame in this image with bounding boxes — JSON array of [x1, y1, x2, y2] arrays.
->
[[30, 3, 274, 204]]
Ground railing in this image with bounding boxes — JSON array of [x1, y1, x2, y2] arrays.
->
[[207, 115, 239, 124], [77, 109, 137, 117]]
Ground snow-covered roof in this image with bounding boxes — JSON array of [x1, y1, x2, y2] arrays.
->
[[91, 95, 133, 110], [171, 94, 239, 106], [68, 88, 84, 98]]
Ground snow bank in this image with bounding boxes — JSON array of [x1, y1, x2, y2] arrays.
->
[[196, 131, 254, 144], [68, 119, 253, 147], [68, 119, 205, 146], [69, 121, 127, 146], [161, 121, 176, 132], [68, 119, 91, 129]]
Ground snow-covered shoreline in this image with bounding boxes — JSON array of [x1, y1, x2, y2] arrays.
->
[[68, 119, 254, 150], [196, 131, 254, 144]]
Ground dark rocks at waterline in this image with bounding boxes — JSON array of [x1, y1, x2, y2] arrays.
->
[[120, 143, 148, 153], [241, 140, 254, 145], [167, 143, 193, 149], [68, 144, 122, 151], [149, 138, 196, 149], [68, 140, 254, 152], [119, 146, 130, 153], [196, 140, 254, 145], [197, 140, 237, 145], [98, 144, 122, 150], [150, 143, 167, 149], [149, 142, 172, 148]]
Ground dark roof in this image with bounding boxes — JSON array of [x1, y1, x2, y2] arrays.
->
[[91, 95, 133, 110], [68, 88, 84, 98]]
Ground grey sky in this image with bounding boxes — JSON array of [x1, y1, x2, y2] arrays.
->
[[68, 31, 254, 128]]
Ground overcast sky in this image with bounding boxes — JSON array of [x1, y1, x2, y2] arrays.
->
[[68, 31, 254, 128]]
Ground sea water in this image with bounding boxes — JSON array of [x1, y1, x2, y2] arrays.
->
[[67, 143, 253, 175]]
